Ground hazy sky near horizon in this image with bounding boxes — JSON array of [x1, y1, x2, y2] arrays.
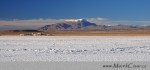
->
[[0, 0, 150, 30]]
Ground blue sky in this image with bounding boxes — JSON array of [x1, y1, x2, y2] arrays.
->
[[0, 0, 150, 30], [0, 0, 150, 20]]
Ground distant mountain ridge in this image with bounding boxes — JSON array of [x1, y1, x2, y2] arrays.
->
[[39, 19, 150, 31], [39, 19, 97, 31]]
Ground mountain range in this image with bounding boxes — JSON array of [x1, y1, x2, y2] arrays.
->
[[39, 19, 150, 32]]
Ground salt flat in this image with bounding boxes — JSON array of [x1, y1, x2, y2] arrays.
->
[[0, 36, 150, 61]]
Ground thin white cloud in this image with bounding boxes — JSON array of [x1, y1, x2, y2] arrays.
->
[[0, 18, 106, 26], [87, 18, 106, 25], [87, 18, 105, 21], [0, 18, 150, 31], [108, 20, 150, 25], [88, 18, 150, 25], [0, 19, 64, 26]]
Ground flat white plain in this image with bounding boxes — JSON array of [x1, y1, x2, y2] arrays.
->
[[0, 36, 150, 61]]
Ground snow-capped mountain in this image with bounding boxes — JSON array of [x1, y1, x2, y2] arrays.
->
[[39, 19, 97, 31], [39, 19, 150, 31]]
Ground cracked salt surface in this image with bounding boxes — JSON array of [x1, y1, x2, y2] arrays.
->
[[0, 36, 150, 61]]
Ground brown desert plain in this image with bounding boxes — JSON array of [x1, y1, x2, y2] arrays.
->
[[0, 29, 150, 36]]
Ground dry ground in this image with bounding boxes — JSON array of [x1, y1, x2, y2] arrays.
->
[[0, 30, 150, 36], [48, 30, 150, 36]]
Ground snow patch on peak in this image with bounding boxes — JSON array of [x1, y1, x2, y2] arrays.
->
[[64, 19, 88, 22]]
